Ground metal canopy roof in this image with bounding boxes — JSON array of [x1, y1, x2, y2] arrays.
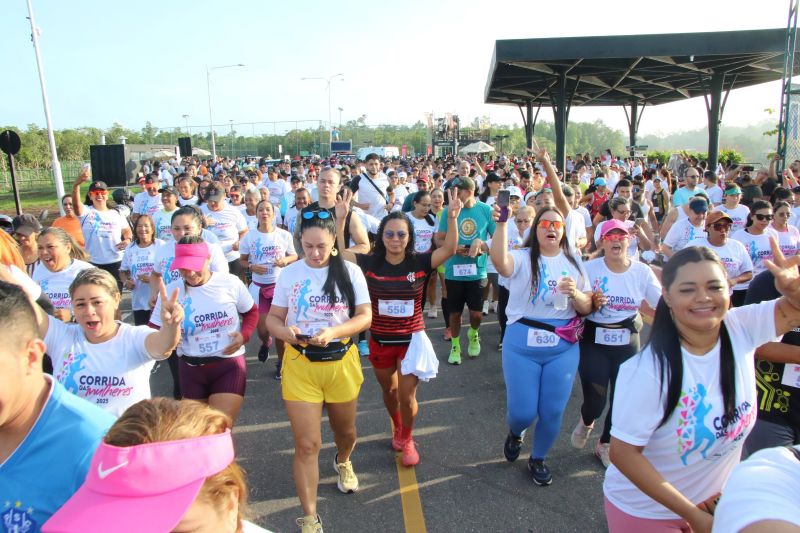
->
[[484, 28, 793, 108]]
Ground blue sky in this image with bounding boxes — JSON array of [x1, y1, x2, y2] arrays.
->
[[1, 0, 793, 136]]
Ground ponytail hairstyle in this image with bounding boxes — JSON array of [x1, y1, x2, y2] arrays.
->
[[745, 199, 771, 229], [299, 211, 355, 314], [38, 227, 91, 262], [172, 205, 207, 230], [646, 246, 737, 427]]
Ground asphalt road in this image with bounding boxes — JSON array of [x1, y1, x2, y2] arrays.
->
[[139, 299, 631, 533]]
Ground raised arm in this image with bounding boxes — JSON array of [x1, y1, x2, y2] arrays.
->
[[766, 237, 800, 337], [489, 205, 514, 278], [536, 143, 570, 218], [144, 281, 183, 359], [335, 189, 358, 264], [431, 188, 462, 269], [72, 168, 90, 217]]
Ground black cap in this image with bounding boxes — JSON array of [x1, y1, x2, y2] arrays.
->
[[159, 186, 179, 196], [88, 181, 108, 192]]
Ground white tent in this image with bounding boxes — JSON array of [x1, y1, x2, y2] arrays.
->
[[458, 141, 495, 154], [192, 147, 212, 156]]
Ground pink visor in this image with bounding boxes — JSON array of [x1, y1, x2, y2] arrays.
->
[[172, 242, 209, 271], [42, 430, 234, 533]]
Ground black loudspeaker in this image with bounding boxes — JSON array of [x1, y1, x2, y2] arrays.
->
[[89, 144, 127, 187], [178, 137, 192, 157]]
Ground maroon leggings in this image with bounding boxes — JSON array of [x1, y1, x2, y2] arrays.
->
[[178, 355, 247, 399]]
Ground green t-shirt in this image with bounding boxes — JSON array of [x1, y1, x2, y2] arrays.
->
[[438, 200, 496, 281]]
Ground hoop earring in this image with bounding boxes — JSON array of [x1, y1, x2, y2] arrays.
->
[[330, 248, 339, 257]]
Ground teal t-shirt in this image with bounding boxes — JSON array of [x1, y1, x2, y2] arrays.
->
[[439, 200, 496, 281]]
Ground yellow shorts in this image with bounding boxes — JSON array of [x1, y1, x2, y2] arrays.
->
[[281, 343, 364, 403]]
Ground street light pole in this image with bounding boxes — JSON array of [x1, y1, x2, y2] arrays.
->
[[206, 63, 244, 162], [182, 114, 190, 133], [301, 74, 343, 155], [26, 0, 66, 214]]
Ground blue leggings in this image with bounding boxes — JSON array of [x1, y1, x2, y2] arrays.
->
[[502, 319, 580, 460]]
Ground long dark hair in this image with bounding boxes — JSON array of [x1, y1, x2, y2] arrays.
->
[[647, 246, 736, 427], [374, 211, 416, 259], [299, 212, 355, 313], [524, 207, 582, 295]]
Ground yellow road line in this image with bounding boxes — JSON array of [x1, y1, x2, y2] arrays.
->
[[391, 422, 427, 533], [395, 453, 427, 533]]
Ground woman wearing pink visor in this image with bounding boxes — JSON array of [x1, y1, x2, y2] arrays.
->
[[151, 237, 258, 424], [42, 398, 271, 533]]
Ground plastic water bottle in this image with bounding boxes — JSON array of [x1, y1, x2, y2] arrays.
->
[[554, 270, 570, 311]]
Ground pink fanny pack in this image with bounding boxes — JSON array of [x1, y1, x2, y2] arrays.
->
[[518, 316, 584, 344]]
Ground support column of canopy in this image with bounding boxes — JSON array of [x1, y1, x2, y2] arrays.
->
[[623, 101, 645, 157]]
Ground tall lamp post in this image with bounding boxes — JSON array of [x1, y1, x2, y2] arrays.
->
[[301, 74, 344, 155], [26, 0, 66, 214], [182, 114, 190, 133], [206, 63, 244, 161]]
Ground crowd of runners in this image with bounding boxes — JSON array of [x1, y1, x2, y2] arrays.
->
[[2, 146, 800, 533]]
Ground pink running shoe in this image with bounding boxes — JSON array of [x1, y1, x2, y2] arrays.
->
[[401, 439, 419, 467]]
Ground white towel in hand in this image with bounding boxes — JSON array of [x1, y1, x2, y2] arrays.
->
[[400, 331, 439, 382]]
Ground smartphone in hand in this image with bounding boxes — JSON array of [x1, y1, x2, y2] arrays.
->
[[496, 189, 511, 222]]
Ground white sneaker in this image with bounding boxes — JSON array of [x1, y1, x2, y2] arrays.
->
[[490, 300, 498, 313], [333, 454, 359, 493], [595, 441, 611, 468], [570, 419, 594, 449], [296, 514, 323, 533], [427, 305, 437, 318], [482, 301, 490, 315]]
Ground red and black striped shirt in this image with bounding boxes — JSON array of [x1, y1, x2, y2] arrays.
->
[[355, 253, 433, 341]]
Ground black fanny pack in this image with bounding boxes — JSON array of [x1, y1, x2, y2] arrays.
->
[[292, 340, 354, 362], [584, 313, 642, 334]]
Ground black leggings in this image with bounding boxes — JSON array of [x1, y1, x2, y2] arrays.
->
[[578, 320, 640, 443], [498, 286, 510, 339], [92, 260, 123, 292], [133, 309, 152, 326]]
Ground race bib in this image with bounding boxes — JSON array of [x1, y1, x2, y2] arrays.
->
[[781, 364, 800, 388], [378, 299, 414, 317], [453, 263, 477, 277], [527, 328, 559, 347], [194, 331, 223, 355], [296, 319, 330, 337], [595, 327, 630, 346]]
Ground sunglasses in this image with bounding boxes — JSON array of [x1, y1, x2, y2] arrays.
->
[[90, 190, 108, 196], [538, 219, 564, 231], [754, 214, 773, 221], [383, 230, 408, 240], [603, 232, 628, 242], [302, 210, 331, 220], [710, 223, 732, 231]]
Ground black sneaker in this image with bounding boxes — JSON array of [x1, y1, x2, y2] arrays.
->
[[274, 362, 282, 381], [528, 458, 552, 486], [257, 344, 270, 362], [503, 431, 523, 462]]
